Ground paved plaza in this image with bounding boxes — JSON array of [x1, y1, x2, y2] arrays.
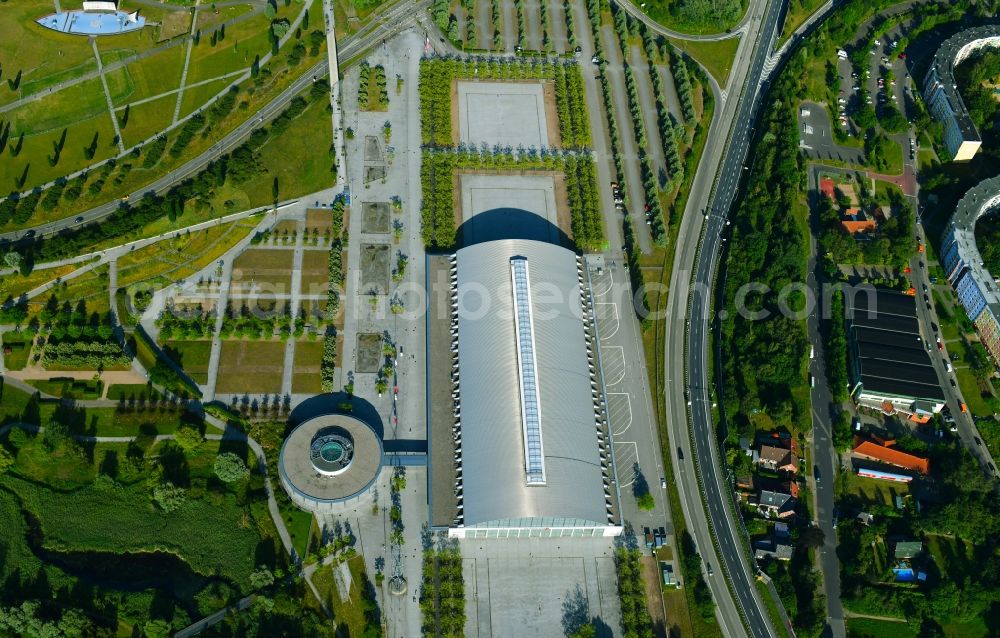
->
[[460, 538, 622, 638], [457, 81, 549, 148], [459, 174, 561, 245]]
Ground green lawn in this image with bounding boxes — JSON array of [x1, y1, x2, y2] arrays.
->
[[639, 0, 748, 35], [185, 25, 271, 85], [0, 382, 35, 424], [324, 555, 372, 635], [118, 92, 176, 148], [0, 1, 99, 106], [179, 75, 237, 120], [666, 35, 740, 86], [954, 365, 994, 417], [162, 340, 213, 384], [24, 377, 103, 399], [205, 94, 334, 212], [837, 469, 909, 507], [846, 617, 916, 638], [112, 45, 187, 108], [2, 332, 34, 371], [778, 0, 825, 45]]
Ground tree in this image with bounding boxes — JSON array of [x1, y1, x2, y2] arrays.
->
[[250, 566, 275, 589], [152, 482, 186, 512], [0, 446, 13, 474], [143, 619, 172, 638], [636, 491, 655, 511], [174, 424, 204, 455], [214, 451, 250, 482]]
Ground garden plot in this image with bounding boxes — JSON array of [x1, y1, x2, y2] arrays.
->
[[359, 244, 390, 294], [458, 173, 563, 245], [292, 339, 324, 394], [215, 340, 286, 394], [231, 248, 293, 295], [300, 250, 330, 294], [364, 136, 384, 162], [456, 81, 555, 148], [361, 202, 391, 234], [305, 208, 334, 232], [355, 333, 383, 373]]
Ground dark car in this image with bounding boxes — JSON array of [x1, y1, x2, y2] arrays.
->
[[677, 447, 684, 461], [813, 465, 821, 483]]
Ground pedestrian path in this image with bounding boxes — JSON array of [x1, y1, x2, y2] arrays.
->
[[92, 39, 127, 154], [173, 0, 201, 124]]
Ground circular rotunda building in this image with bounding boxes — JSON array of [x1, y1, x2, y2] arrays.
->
[[278, 414, 383, 513]]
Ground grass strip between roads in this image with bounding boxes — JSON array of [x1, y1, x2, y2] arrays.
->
[[639, 88, 723, 638]]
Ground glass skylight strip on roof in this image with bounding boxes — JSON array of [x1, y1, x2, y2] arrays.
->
[[510, 257, 546, 485]]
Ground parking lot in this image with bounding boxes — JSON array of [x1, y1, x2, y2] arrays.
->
[[587, 257, 674, 542]]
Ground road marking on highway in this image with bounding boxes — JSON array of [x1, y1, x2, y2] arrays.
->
[[607, 392, 632, 437], [594, 302, 619, 340], [600, 346, 625, 386], [613, 441, 639, 488]]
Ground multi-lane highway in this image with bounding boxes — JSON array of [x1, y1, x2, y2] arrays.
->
[[661, 0, 787, 635], [0, 0, 426, 244]]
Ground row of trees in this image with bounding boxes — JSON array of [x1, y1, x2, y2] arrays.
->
[[418, 57, 590, 149], [358, 63, 389, 111], [220, 302, 301, 340], [613, 548, 655, 638], [419, 148, 605, 250], [320, 198, 346, 392], [420, 545, 465, 637], [553, 63, 592, 149], [156, 306, 216, 340], [641, 30, 686, 188], [672, 55, 696, 125], [41, 340, 130, 369]]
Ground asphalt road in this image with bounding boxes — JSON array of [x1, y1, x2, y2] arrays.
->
[[804, 168, 847, 638], [661, 0, 786, 635], [0, 0, 426, 245]]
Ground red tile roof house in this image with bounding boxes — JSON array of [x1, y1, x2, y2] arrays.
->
[[820, 177, 836, 201], [758, 444, 799, 473], [852, 437, 930, 475]]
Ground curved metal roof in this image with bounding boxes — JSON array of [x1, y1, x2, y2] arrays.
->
[[454, 239, 607, 527]]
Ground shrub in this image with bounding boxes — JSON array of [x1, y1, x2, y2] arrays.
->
[[214, 452, 250, 483]]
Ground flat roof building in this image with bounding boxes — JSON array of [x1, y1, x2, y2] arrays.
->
[[278, 413, 383, 513], [846, 288, 945, 417], [922, 26, 1000, 162], [941, 175, 1000, 367], [426, 239, 620, 539]]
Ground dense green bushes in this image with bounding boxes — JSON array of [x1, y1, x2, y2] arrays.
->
[[719, 64, 808, 438], [358, 63, 388, 111]]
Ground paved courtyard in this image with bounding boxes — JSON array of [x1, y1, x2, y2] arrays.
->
[[460, 538, 622, 638], [457, 81, 549, 148], [459, 174, 560, 245]]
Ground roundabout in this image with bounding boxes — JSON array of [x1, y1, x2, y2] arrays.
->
[[279, 413, 383, 513]]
